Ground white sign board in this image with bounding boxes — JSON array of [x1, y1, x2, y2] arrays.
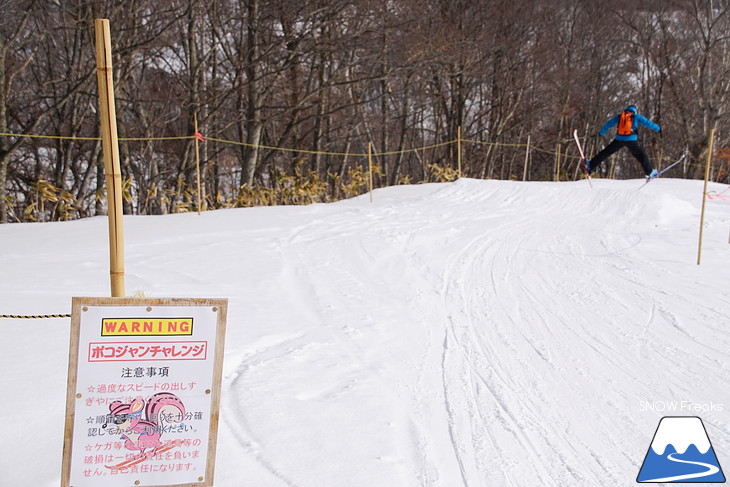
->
[[62, 297, 227, 487]]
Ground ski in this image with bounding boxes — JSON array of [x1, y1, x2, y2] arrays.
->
[[104, 441, 179, 470], [572, 130, 593, 188], [639, 150, 687, 190]]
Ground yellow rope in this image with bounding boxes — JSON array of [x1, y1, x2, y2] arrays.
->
[[0, 131, 710, 169], [0, 132, 101, 141], [0, 313, 71, 319], [204, 136, 361, 156], [119, 136, 197, 141], [205, 136, 454, 157], [0, 132, 198, 142], [464, 138, 530, 150]]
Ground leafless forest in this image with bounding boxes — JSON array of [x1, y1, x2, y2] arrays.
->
[[1, 0, 729, 222]]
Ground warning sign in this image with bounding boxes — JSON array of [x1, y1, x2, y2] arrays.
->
[[61, 297, 227, 487], [101, 318, 194, 336]]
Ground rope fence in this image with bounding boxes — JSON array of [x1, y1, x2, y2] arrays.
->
[[2, 130, 708, 167], [1, 128, 725, 222], [0, 131, 489, 158], [0, 313, 71, 319]]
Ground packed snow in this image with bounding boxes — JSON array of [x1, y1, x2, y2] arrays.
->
[[1, 178, 729, 486]]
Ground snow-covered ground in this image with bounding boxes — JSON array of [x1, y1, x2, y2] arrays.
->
[[1, 178, 728, 486]]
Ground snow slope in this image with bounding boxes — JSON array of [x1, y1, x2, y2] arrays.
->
[[1, 178, 729, 486]]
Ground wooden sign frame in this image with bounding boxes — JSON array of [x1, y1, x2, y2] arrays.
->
[[61, 297, 227, 487]]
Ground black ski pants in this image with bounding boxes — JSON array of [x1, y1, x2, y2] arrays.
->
[[590, 139, 653, 176]]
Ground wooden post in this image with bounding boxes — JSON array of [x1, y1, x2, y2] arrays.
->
[[555, 143, 561, 181], [194, 113, 202, 215], [697, 127, 715, 265], [368, 142, 374, 203], [457, 125, 462, 179], [95, 19, 125, 297], [523, 134, 531, 182]]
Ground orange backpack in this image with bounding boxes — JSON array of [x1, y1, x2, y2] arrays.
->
[[617, 110, 635, 136]]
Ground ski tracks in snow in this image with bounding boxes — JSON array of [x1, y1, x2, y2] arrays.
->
[[430, 180, 730, 486], [434, 181, 665, 485], [437, 186, 593, 485], [222, 195, 450, 486], [219, 179, 730, 487]]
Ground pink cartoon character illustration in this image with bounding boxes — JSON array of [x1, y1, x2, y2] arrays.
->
[[104, 392, 186, 455]]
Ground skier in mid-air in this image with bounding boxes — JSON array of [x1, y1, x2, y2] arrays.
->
[[585, 105, 661, 178]]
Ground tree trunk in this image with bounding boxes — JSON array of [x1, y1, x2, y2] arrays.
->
[[242, 0, 263, 187]]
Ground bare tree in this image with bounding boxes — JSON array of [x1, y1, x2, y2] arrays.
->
[[4, 0, 730, 223]]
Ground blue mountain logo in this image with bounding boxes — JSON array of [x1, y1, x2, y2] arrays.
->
[[637, 416, 725, 483]]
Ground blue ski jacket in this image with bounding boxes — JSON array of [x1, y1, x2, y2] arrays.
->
[[598, 105, 661, 141]]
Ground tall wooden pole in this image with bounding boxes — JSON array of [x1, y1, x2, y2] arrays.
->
[[95, 19, 125, 297], [523, 134, 531, 182], [368, 142, 374, 203], [457, 125, 462, 179], [194, 113, 202, 215], [697, 127, 715, 265]]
